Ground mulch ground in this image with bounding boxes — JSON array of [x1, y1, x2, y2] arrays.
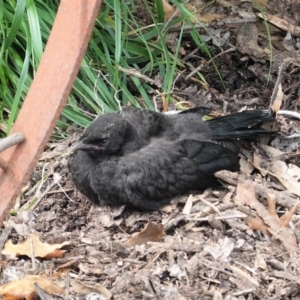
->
[[1, 0, 300, 299]]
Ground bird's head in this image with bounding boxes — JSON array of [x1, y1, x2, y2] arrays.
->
[[71, 113, 128, 157]]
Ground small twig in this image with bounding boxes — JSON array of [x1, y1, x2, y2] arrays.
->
[[198, 196, 221, 215], [270, 58, 293, 110], [92, 68, 122, 111], [278, 110, 300, 120], [65, 271, 70, 300], [186, 214, 246, 222], [204, 264, 237, 278], [152, 72, 183, 112], [275, 248, 300, 258], [34, 163, 49, 202], [56, 177, 76, 203], [92, 68, 104, 114], [214, 171, 239, 186], [186, 47, 235, 81], [234, 261, 258, 276], [31, 180, 57, 210], [236, 205, 257, 218], [42, 188, 74, 196], [30, 236, 36, 270], [0, 133, 24, 153], [152, 250, 166, 262], [147, 241, 204, 253], [166, 214, 246, 231], [207, 47, 236, 65], [165, 215, 186, 231], [118, 66, 161, 87], [232, 289, 254, 296], [168, 16, 258, 33], [284, 133, 300, 138]]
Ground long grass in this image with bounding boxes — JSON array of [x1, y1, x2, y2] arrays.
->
[[0, 0, 212, 137]]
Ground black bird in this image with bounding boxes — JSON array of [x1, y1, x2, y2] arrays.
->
[[68, 107, 276, 210]]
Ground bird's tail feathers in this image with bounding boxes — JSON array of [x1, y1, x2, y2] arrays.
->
[[207, 109, 277, 140]]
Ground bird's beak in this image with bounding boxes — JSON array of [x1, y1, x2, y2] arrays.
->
[[70, 140, 98, 153]]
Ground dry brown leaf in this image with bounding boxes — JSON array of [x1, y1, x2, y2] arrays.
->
[[279, 201, 299, 227], [252, 0, 268, 11], [217, 0, 234, 8], [198, 13, 223, 23], [239, 157, 255, 175], [246, 216, 270, 236], [260, 145, 284, 157], [236, 23, 267, 62], [124, 221, 164, 248], [56, 259, 78, 271], [179, 46, 186, 55], [78, 263, 105, 276], [228, 265, 259, 288], [257, 12, 300, 36], [236, 180, 258, 207], [0, 275, 64, 299], [72, 280, 112, 299], [252, 151, 268, 176], [252, 146, 284, 176], [204, 237, 235, 260], [271, 83, 283, 114], [162, 0, 176, 22], [269, 160, 300, 197], [236, 180, 298, 252], [1, 234, 70, 259], [252, 145, 300, 197]]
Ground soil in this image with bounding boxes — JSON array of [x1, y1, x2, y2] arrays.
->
[[1, 1, 300, 299]]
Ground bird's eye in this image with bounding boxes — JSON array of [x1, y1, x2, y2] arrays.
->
[[89, 137, 109, 147], [94, 138, 108, 145]]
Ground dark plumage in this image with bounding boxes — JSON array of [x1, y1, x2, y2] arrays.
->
[[68, 107, 277, 210]]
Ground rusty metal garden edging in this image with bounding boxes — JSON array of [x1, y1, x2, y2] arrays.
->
[[0, 0, 102, 226]]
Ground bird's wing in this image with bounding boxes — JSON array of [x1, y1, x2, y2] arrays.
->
[[121, 107, 169, 140], [90, 139, 240, 210], [177, 106, 211, 115]]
